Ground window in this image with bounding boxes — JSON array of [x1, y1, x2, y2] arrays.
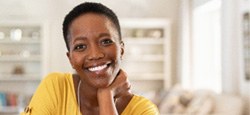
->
[[180, 0, 222, 93]]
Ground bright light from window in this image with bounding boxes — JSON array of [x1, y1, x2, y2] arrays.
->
[[192, 0, 222, 93]]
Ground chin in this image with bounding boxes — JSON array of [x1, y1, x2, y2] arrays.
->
[[91, 75, 116, 88]]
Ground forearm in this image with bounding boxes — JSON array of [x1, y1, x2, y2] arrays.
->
[[97, 89, 118, 115]]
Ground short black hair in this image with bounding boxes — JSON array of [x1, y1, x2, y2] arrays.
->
[[62, 2, 121, 51]]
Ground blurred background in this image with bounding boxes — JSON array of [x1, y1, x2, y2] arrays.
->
[[0, 0, 249, 115]]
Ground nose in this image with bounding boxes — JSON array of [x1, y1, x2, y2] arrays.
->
[[87, 44, 105, 60]]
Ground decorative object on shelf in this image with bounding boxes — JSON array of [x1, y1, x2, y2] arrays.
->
[[147, 29, 163, 38], [133, 29, 145, 38], [10, 28, 22, 41], [12, 65, 25, 75], [129, 29, 164, 38], [20, 50, 31, 58]]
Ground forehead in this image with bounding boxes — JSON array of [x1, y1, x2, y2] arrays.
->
[[68, 13, 118, 40]]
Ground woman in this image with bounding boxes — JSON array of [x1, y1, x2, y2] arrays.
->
[[22, 2, 159, 115]]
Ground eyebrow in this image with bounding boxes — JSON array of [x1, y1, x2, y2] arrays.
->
[[99, 33, 111, 38], [72, 36, 87, 44], [73, 33, 111, 43]]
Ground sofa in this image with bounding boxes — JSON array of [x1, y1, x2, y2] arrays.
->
[[147, 85, 244, 115]]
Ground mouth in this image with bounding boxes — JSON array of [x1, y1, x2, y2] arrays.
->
[[88, 64, 108, 72], [86, 62, 111, 73]]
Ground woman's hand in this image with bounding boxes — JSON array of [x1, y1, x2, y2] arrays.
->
[[97, 69, 131, 115], [109, 69, 131, 98], [98, 69, 131, 98]]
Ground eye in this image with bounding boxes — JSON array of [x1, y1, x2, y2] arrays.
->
[[101, 38, 114, 46], [73, 44, 87, 51]]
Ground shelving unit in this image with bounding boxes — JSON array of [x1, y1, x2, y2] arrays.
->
[[120, 18, 172, 96], [240, 1, 250, 114], [0, 21, 47, 115], [241, 0, 250, 81]]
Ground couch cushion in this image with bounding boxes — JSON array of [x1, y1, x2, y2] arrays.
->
[[213, 94, 243, 115]]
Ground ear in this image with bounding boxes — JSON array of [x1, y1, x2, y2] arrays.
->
[[120, 41, 124, 59], [66, 52, 75, 69]]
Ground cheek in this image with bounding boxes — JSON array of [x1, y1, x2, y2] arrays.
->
[[71, 53, 84, 69], [107, 46, 121, 61]]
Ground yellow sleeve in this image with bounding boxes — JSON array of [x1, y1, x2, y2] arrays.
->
[[122, 95, 160, 115], [21, 72, 64, 115]]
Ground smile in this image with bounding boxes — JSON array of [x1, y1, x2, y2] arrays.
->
[[88, 64, 108, 72]]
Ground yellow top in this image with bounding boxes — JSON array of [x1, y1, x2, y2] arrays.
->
[[21, 72, 159, 115]]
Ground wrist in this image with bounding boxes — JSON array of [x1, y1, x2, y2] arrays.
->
[[97, 89, 118, 115], [97, 88, 114, 99]]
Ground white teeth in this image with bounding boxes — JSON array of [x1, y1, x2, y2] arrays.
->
[[88, 64, 107, 72]]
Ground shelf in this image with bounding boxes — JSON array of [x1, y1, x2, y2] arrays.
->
[[124, 55, 164, 62], [0, 76, 41, 82], [128, 73, 164, 81], [0, 39, 40, 44], [0, 106, 19, 113], [124, 38, 164, 45], [120, 18, 170, 28], [0, 73, 41, 81], [0, 55, 41, 62]]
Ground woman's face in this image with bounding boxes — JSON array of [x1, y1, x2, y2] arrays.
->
[[67, 13, 123, 88]]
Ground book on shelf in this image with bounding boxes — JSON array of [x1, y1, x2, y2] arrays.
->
[[0, 92, 7, 107], [0, 92, 17, 107], [0, 92, 32, 109]]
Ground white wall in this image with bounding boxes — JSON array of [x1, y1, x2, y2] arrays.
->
[[221, 0, 242, 95]]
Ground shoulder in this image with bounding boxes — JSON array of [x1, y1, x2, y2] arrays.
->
[[25, 72, 72, 114], [42, 72, 71, 83], [131, 95, 158, 108], [39, 72, 73, 90], [44, 72, 70, 80], [122, 95, 160, 115]]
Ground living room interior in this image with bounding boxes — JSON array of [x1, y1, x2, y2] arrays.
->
[[0, 0, 249, 115]]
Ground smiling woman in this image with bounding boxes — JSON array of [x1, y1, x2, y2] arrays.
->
[[21, 2, 159, 115], [67, 13, 122, 89]]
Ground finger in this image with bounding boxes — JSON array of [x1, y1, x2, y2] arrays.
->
[[110, 69, 123, 86], [118, 69, 128, 81]]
